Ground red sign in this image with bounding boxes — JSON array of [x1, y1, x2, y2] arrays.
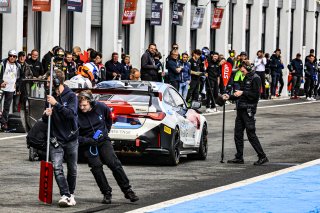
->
[[222, 62, 232, 87], [211, 8, 224, 29], [32, 0, 51, 12], [122, 0, 138, 25], [39, 161, 53, 204]]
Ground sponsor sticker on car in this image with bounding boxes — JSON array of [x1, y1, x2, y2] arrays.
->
[[164, 125, 171, 134]]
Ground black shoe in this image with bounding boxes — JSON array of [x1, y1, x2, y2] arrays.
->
[[124, 189, 139, 202], [227, 158, 244, 164], [102, 192, 112, 204], [254, 157, 269, 165]]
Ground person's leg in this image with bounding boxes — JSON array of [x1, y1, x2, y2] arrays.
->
[[186, 80, 196, 103], [234, 110, 246, 160], [65, 141, 78, 195], [304, 78, 311, 98], [2, 91, 14, 126], [295, 76, 301, 97], [278, 73, 284, 95], [182, 82, 189, 100], [271, 74, 277, 96], [260, 72, 266, 98], [50, 144, 70, 197]]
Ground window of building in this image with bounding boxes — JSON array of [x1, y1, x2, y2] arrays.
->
[[190, 0, 197, 51], [122, 25, 130, 54], [290, 9, 294, 60], [303, 0, 308, 46], [170, 0, 177, 48], [261, 7, 267, 53], [91, 0, 103, 52], [34, 12, 41, 54], [210, 2, 217, 51], [228, 2, 234, 49], [145, 0, 155, 48], [276, 8, 281, 48], [245, 5, 251, 56], [316, 11, 319, 56]]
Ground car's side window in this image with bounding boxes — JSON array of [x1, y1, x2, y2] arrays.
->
[[169, 88, 187, 111], [163, 89, 175, 107]]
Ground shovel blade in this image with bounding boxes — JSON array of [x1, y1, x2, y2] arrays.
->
[[39, 161, 53, 204]]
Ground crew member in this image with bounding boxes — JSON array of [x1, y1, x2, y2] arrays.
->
[[222, 60, 268, 165], [77, 90, 139, 204], [43, 70, 78, 207]]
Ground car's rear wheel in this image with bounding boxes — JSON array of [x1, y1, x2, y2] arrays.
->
[[166, 128, 181, 166], [188, 124, 208, 160]]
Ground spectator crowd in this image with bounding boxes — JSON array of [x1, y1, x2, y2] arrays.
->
[[0, 43, 319, 131]]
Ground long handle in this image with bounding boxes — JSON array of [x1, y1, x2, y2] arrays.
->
[[45, 57, 54, 162], [220, 103, 225, 163]]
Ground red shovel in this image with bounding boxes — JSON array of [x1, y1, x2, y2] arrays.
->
[[39, 57, 55, 204]]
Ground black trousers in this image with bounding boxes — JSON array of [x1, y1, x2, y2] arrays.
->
[[85, 140, 131, 195], [186, 79, 199, 102], [304, 77, 315, 98], [170, 80, 179, 91], [291, 76, 301, 96], [206, 79, 218, 108], [256, 71, 266, 98], [0, 91, 14, 124], [234, 108, 266, 159]]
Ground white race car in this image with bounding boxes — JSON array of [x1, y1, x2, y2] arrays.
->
[[94, 81, 208, 165]]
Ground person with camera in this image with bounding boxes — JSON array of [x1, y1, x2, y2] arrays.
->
[[77, 90, 139, 204], [222, 60, 268, 166], [43, 70, 79, 207]]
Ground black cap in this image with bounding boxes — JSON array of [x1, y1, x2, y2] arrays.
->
[[210, 51, 219, 56], [240, 51, 247, 56], [18, 51, 26, 57]]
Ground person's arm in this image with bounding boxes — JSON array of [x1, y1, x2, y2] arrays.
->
[[53, 93, 78, 120], [254, 58, 260, 67], [242, 77, 261, 100], [262, 57, 267, 65], [104, 106, 112, 133], [141, 54, 157, 70]]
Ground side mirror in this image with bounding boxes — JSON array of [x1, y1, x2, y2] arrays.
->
[[190, 101, 201, 110]]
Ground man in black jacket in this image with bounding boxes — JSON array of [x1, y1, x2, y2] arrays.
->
[[288, 53, 303, 99], [42, 46, 59, 74], [77, 90, 139, 204], [167, 50, 181, 90], [205, 52, 220, 113], [304, 55, 317, 101], [105, 52, 126, 80], [43, 70, 78, 207], [270, 49, 284, 99], [141, 43, 159, 81], [222, 60, 268, 166], [26, 49, 44, 78]]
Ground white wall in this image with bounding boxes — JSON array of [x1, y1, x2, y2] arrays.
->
[[305, 0, 317, 53], [176, 0, 191, 54], [264, 0, 277, 54], [2, 0, 24, 57], [292, 0, 304, 56], [215, 0, 229, 56], [197, 0, 211, 49], [249, 0, 263, 61], [232, 0, 246, 53]]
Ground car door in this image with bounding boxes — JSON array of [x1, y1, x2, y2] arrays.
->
[[167, 88, 194, 145]]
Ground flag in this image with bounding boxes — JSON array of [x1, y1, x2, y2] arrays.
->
[[122, 0, 138, 25], [211, 8, 224, 29], [32, 0, 51, 12]]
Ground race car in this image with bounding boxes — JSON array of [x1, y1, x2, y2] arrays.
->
[[94, 81, 208, 165], [21, 79, 208, 165]]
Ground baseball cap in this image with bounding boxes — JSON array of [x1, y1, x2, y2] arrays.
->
[[8, 50, 17, 56], [240, 51, 247, 56]]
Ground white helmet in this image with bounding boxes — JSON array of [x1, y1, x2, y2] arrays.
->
[[64, 75, 93, 89]]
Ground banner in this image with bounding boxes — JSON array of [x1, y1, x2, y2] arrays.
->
[[0, 0, 11, 13], [67, 0, 83, 12], [211, 8, 224, 29], [222, 62, 233, 87], [190, 7, 205, 29], [172, 3, 184, 26], [151, 2, 163, 26], [122, 0, 138, 25], [32, 0, 51, 12]]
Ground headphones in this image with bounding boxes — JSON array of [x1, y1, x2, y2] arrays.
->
[[78, 91, 95, 107], [240, 61, 253, 72], [52, 70, 60, 88]]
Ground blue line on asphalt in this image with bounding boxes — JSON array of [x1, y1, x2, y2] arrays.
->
[[149, 165, 320, 213]]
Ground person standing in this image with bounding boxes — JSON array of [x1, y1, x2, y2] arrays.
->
[[77, 90, 139, 204], [43, 70, 78, 207], [186, 49, 202, 103], [105, 52, 126, 80], [270, 49, 284, 99], [167, 50, 182, 90], [121, 55, 132, 80], [304, 55, 317, 101], [288, 53, 303, 99], [26, 49, 44, 79], [0, 50, 22, 131], [93, 52, 106, 82], [179, 53, 191, 100], [254, 50, 267, 99], [205, 52, 220, 113], [222, 60, 268, 165], [141, 43, 160, 81], [64, 51, 77, 80]]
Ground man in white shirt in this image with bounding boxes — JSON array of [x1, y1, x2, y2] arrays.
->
[[254, 50, 267, 99], [0, 50, 21, 131]]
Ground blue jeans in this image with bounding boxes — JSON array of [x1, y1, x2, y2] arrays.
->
[[271, 72, 281, 96], [50, 140, 78, 196], [179, 81, 189, 100]]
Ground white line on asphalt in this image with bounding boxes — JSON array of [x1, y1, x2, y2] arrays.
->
[[126, 158, 320, 213], [0, 135, 27, 141], [204, 101, 318, 115]]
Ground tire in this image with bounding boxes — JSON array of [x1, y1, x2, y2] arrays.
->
[[166, 128, 181, 166], [188, 124, 208, 160]]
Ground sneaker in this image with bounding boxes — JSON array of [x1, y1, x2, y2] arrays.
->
[[227, 158, 244, 164], [1, 123, 8, 131], [307, 97, 312, 101], [69, 194, 76, 206], [205, 108, 214, 113], [311, 97, 316, 101], [212, 108, 219, 113], [124, 189, 139, 202], [58, 195, 73, 207], [253, 157, 269, 165], [271, 96, 277, 100], [102, 192, 112, 204]]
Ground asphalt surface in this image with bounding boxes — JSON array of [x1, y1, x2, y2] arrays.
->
[[0, 98, 319, 213]]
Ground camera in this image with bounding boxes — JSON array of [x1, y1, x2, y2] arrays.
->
[[50, 137, 59, 148]]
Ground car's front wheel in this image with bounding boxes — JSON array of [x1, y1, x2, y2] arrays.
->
[[166, 128, 181, 166]]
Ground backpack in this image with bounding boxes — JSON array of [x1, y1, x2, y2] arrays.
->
[[26, 120, 48, 151]]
